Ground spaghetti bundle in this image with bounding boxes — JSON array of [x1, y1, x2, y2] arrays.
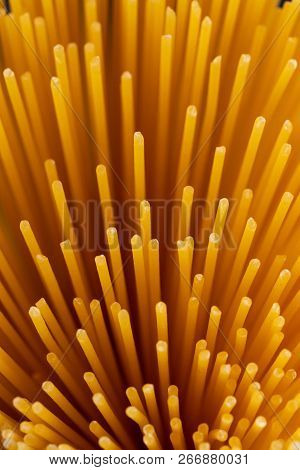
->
[[0, 0, 300, 450]]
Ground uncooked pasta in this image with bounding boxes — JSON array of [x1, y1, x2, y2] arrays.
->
[[0, 0, 299, 451]]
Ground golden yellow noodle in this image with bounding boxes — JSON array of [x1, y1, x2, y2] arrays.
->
[[0, 0, 299, 450]]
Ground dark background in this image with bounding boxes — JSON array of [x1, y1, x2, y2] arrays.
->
[[2, 0, 291, 13]]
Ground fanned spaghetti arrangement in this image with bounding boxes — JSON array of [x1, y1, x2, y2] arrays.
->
[[0, 0, 300, 450]]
